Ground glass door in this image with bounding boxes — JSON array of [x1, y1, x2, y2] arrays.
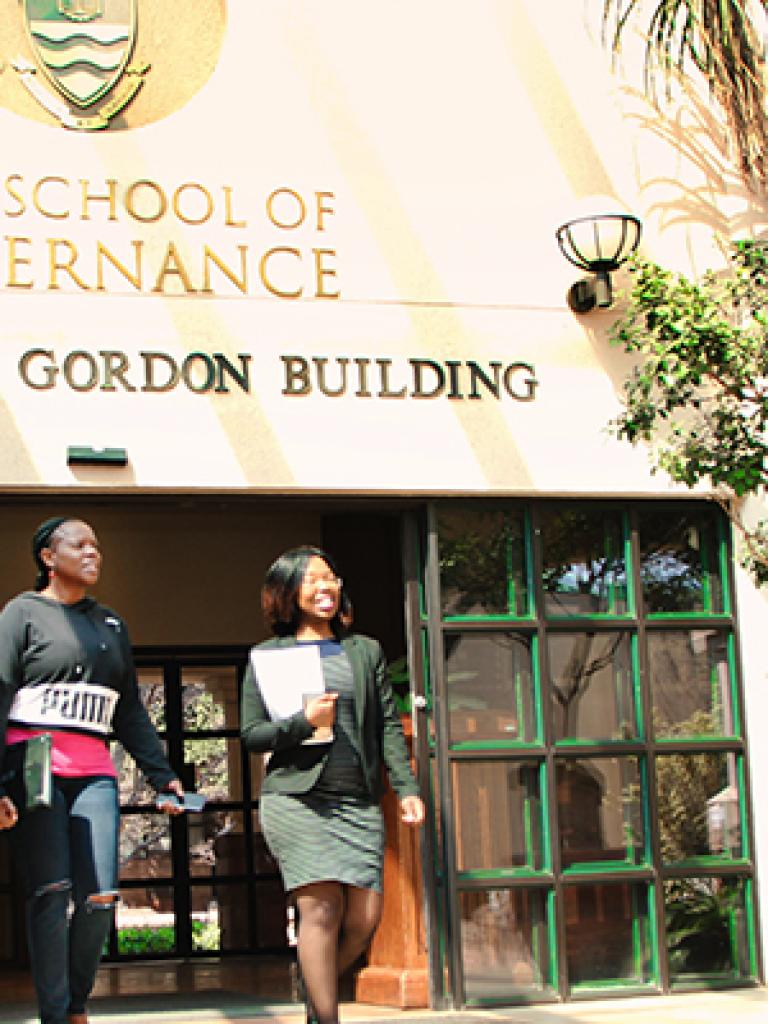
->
[[414, 500, 758, 1008], [108, 648, 290, 961]]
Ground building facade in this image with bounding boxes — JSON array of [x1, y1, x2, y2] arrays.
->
[[0, 0, 766, 1008]]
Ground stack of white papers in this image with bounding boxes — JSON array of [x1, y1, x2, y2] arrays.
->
[[250, 645, 333, 744]]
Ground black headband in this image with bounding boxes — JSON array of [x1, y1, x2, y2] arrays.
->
[[32, 516, 69, 591]]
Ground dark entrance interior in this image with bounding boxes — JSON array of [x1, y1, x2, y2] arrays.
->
[[0, 503, 409, 1009]]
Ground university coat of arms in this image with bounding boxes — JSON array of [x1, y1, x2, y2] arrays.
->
[[15, 0, 147, 128]]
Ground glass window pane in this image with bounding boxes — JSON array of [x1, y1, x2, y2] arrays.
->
[[114, 740, 170, 807], [452, 760, 543, 872], [190, 883, 223, 951], [182, 666, 239, 731], [665, 877, 754, 984], [189, 810, 244, 880], [540, 506, 627, 616], [460, 888, 553, 1001], [119, 812, 172, 881], [438, 506, 528, 617], [253, 878, 291, 950], [565, 882, 653, 987], [248, 811, 282, 874], [135, 668, 166, 731], [656, 752, 742, 861], [638, 506, 724, 614], [649, 630, 735, 738], [444, 632, 536, 744], [548, 632, 636, 742], [557, 758, 644, 868], [116, 885, 177, 955], [184, 737, 241, 802], [189, 882, 252, 953]]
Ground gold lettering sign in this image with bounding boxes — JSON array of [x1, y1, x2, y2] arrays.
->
[[2, 176, 341, 300]]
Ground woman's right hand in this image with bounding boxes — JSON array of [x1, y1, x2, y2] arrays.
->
[[303, 692, 338, 729], [0, 796, 18, 831]]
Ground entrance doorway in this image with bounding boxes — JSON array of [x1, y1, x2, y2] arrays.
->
[[0, 498, 416, 1007], [111, 648, 289, 962]]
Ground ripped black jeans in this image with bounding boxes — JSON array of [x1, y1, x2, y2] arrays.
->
[[12, 775, 119, 1024]]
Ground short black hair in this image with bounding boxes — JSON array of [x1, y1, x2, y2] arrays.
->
[[261, 546, 352, 637]]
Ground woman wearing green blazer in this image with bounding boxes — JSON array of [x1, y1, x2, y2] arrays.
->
[[240, 546, 424, 1024]]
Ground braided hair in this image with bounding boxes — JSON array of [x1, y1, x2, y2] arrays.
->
[[31, 516, 69, 591]]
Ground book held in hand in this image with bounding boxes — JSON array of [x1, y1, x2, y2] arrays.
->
[[0, 733, 53, 812]]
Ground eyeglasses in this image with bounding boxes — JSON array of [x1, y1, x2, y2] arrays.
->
[[302, 574, 343, 589]]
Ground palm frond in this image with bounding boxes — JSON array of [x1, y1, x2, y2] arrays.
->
[[601, 0, 768, 188]]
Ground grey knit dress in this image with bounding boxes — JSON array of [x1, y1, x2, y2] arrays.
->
[[259, 639, 385, 892]]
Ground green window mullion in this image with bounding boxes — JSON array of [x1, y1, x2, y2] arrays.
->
[[530, 889, 541, 983], [421, 629, 437, 750], [726, 634, 741, 737], [699, 517, 713, 613], [603, 519, 616, 615], [718, 513, 733, 616], [523, 765, 534, 870], [647, 612, 731, 622], [631, 634, 645, 740], [505, 514, 517, 616], [631, 897, 642, 978], [523, 505, 535, 619], [546, 887, 558, 990], [532, 634, 544, 744], [736, 756, 749, 860], [614, 636, 635, 740], [623, 510, 635, 616], [744, 878, 758, 978], [648, 881, 661, 985], [540, 759, 552, 873], [710, 660, 721, 734], [514, 665, 524, 741], [619, 755, 639, 866], [727, 892, 740, 978], [639, 755, 652, 865]]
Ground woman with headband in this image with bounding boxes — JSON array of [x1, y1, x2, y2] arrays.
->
[[0, 517, 185, 1024]]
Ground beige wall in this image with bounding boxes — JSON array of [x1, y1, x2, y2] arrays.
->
[[1, 0, 762, 495]]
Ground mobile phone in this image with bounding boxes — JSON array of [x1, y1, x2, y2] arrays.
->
[[156, 792, 207, 812]]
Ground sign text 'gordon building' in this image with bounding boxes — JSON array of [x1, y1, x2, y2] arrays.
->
[[17, 350, 539, 402]]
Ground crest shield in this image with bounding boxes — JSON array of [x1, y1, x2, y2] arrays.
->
[[24, 0, 136, 108]]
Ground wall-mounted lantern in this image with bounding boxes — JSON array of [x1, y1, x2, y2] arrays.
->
[[556, 212, 642, 313]]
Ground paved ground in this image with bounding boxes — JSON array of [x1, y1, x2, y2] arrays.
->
[[4, 988, 768, 1024]]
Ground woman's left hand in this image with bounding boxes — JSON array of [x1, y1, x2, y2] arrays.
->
[[156, 778, 186, 816], [0, 796, 18, 831], [399, 795, 425, 826]]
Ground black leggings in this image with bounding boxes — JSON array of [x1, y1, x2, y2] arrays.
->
[[294, 881, 383, 1024]]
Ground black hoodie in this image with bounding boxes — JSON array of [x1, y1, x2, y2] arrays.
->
[[0, 591, 174, 791]]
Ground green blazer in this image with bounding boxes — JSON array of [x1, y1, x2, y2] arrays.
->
[[240, 633, 418, 801]]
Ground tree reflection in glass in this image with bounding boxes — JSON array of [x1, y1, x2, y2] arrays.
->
[[444, 632, 536, 743], [638, 507, 724, 614], [438, 506, 528, 617], [548, 631, 635, 741], [540, 506, 627, 616]]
